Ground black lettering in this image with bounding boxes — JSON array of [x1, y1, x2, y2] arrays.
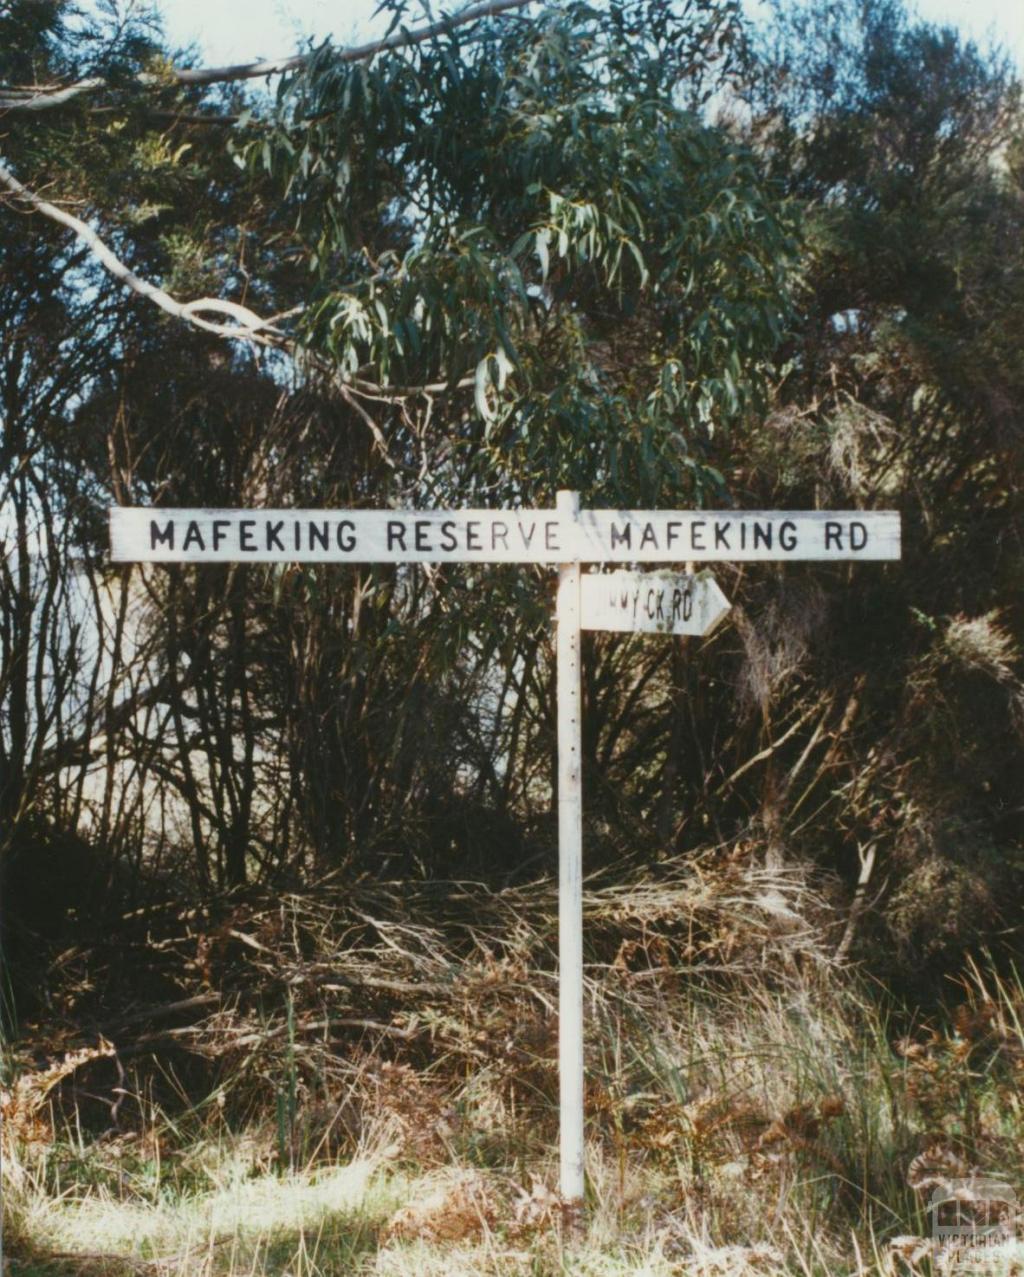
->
[[631, 588, 641, 617], [266, 521, 285, 551], [337, 520, 356, 552], [646, 588, 656, 619], [240, 520, 257, 551], [415, 520, 432, 552], [466, 520, 482, 551], [655, 590, 665, 621], [779, 520, 797, 552], [440, 521, 458, 552], [491, 521, 509, 551], [545, 520, 560, 552], [666, 521, 682, 549], [212, 519, 230, 551], [850, 521, 867, 551], [610, 522, 632, 550], [639, 522, 658, 549], [672, 589, 683, 621], [387, 521, 407, 551], [150, 519, 175, 550], [690, 520, 707, 551], [294, 522, 302, 550], [714, 521, 732, 551], [824, 521, 843, 551], [182, 521, 205, 552], [753, 521, 772, 551], [308, 521, 328, 551], [518, 521, 537, 549], [682, 587, 693, 621]]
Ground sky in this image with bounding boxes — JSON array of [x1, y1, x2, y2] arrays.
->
[[157, 0, 1024, 68]]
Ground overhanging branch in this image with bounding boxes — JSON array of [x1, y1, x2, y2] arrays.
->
[[0, 156, 461, 464], [0, 157, 290, 344], [0, 0, 534, 113], [0, 155, 477, 413]]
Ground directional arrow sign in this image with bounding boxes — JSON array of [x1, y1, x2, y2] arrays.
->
[[581, 570, 730, 636]]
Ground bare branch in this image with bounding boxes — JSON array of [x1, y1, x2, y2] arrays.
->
[[0, 152, 473, 443], [87, 107, 241, 125], [337, 381, 397, 469], [0, 0, 534, 114], [350, 374, 476, 398], [0, 157, 288, 344]]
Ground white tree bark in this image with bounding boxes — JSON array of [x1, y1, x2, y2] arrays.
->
[[0, 158, 286, 344], [0, 0, 533, 113]]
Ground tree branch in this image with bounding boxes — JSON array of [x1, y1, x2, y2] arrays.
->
[[0, 0, 534, 113], [0, 152, 470, 450], [87, 106, 241, 125], [0, 157, 290, 344]]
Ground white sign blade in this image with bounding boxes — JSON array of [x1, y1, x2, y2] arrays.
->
[[109, 507, 566, 564], [580, 570, 730, 636], [574, 510, 901, 562], [109, 507, 901, 564]]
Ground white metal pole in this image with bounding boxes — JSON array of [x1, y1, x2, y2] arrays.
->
[[555, 488, 585, 1203]]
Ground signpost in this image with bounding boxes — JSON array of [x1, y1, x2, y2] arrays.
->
[[109, 495, 900, 1203], [555, 491, 585, 1201]]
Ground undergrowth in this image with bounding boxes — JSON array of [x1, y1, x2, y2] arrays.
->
[[3, 855, 1024, 1274]]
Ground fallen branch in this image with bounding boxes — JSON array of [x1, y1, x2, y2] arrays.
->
[[0, 0, 534, 113], [112, 992, 222, 1028]]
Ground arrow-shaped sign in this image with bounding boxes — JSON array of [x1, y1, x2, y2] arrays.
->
[[580, 569, 730, 636]]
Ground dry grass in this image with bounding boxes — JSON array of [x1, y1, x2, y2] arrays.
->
[[4, 868, 1024, 1275], [0, 1138, 868, 1276]]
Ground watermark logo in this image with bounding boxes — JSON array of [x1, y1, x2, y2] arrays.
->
[[929, 1177, 1019, 1268]]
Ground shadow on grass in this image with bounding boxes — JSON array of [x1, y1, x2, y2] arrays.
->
[[6, 1210, 384, 1276]]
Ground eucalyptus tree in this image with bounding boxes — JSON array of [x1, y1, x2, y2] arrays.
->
[[0, 0, 295, 898], [1, 0, 798, 889], [229, 0, 799, 873]]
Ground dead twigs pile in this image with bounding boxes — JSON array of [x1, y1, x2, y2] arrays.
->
[[5, 845, 836, 1158]]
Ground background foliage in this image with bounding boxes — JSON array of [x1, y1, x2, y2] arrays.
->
[[1, 0, 1022, 1004], [2, 0, 1024, 1269], [1, 5, 1023, 1265]]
